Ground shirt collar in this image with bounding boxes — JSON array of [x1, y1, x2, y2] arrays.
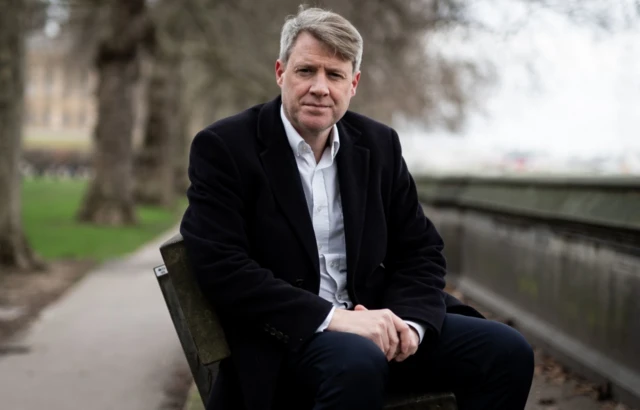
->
[[280, 104, 340, 159]]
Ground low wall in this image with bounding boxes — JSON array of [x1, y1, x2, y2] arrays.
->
[[416, 175, 640, 407]]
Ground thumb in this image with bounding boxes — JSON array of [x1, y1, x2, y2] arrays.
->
[[354, 304, 368, 311]]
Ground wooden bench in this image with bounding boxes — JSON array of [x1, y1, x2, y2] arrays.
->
[[155, 233, 457, 410]]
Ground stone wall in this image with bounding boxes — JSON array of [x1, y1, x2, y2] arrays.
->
[[417, 175, 640, 408]]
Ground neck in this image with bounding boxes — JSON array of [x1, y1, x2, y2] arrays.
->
[[298, 127, 332, 163], [282, 106, 333, 163]]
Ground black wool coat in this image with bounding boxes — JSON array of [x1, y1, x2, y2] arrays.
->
[[180, 96, 482, 410]]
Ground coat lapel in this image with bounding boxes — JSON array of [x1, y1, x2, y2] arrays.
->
[[336, 120, 370, 279], [257, 98, 320, 276]]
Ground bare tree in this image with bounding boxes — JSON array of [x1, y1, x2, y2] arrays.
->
[[326, 0, 482, 129], [172, 93, 191, 195], [180, 0, 487, 131], [76, 0, 151, 225], [0, 0, 44, 270]]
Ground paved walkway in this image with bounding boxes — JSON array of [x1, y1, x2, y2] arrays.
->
[[0, 230, 186, 410]]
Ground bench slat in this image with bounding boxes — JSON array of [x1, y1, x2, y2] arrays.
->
[[159, 234, 230, 365]]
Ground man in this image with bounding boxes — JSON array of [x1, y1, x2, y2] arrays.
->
[[180, 6, 534, 410]]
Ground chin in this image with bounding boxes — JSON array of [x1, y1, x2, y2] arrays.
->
[[300, 116, 333, 131], [302, 121, 332, 134]]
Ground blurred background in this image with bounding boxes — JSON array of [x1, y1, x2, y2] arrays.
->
[[0, 1, 639, 410]]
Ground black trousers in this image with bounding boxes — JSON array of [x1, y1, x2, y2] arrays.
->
[[272, 313, 534, 410]]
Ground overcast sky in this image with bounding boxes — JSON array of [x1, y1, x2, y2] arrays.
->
[[399, 0, 640, 170]]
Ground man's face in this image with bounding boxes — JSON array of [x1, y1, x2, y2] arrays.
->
[[276, 32, 360, 137]]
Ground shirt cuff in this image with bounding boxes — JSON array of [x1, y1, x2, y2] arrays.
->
[[316, 306, 336, 333], [404, 320, 426, 344]]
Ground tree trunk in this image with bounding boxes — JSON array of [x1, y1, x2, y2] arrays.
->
[[174, 72, 190, 196], [77, 0, 148, 225], [0, 0, 43, 271], [134, 43, 180, 207]]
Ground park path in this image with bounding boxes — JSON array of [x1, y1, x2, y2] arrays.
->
[[0, 229, 187, 410]]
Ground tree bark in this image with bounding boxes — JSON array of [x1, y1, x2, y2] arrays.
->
[[134, 39, 181, 207], [0, 0, 43, 270], [174, 71, 190, 196], [77, 0, 149, 225]]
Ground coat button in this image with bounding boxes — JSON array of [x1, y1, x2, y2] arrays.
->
[[270, 329, 276, 336], [294, 279, 304, 287], [276, 331, 283, 340], [283, 335, 289, 343], [264, 323, 270, 332]]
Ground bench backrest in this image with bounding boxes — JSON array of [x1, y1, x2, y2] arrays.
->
[[155, 233, 229, 403]]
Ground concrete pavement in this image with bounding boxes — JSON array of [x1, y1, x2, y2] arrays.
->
[[0, 230, 186, 410]]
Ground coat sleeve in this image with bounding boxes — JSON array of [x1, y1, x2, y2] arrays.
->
[[382, 129, 448, 347], [180, 129, 333, 351]]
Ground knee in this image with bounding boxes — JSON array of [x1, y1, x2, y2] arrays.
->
[[508, 327, 534, 373], [309, 333, 388, 407], [323, 332, 389, 384], [493, 323, 534, 378]]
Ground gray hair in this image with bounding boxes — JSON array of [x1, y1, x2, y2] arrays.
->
[[279, 6, 363, 74]]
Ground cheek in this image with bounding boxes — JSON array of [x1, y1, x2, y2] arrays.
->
[[290, 89, 307, 104], [331, 88, 351, 106]]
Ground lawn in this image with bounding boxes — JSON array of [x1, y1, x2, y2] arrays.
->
[[22, 179, 186, 261]]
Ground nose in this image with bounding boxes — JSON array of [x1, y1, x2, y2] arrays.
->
[[309, 73, 330, 97]]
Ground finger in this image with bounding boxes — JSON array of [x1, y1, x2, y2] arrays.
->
[[390, 313, 410, 334], [354, 304, 368, 311], [390, 313, 409, 339], [394, 330, 414, 362], [409, 330, 420, 355], [395, 326, 419, 362], [386, 321, 399, 361], [382, 311, 399, 360], [398, 327, 412, 356], [377, 323, 390, 358], [394, 351, 410, 362]]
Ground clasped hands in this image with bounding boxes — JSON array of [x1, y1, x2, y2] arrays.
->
[[327, 304, 419, 362]]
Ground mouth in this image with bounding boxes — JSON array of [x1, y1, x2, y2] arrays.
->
[[302, 103, 331, 108]]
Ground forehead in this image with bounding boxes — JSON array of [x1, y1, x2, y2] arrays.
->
[[288, 32, 352, 69]]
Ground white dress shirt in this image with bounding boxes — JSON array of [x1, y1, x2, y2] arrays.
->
[[280, 106, 425, 343]]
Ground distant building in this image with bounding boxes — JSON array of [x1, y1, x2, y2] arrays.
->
[[25, 32, 96, 139], [24, 31, 145, 148]]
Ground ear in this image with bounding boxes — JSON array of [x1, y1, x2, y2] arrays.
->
[[351, 71, 361, 97], [275, 59, 286, 87]]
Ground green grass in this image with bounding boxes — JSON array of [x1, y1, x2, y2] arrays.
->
[[22, 179, 185, 261], [184, 384, 205, 410]]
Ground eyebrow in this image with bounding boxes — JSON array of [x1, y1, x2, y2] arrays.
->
[[296, 63, 347, 75]]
